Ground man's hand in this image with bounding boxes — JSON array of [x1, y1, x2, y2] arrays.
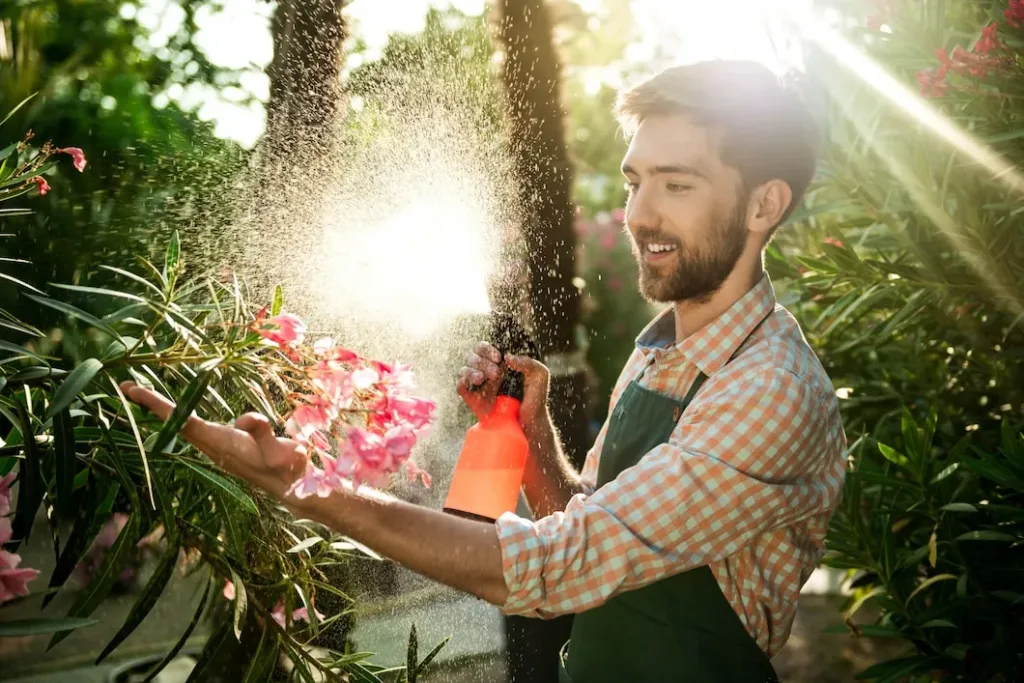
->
[[121, 381, 511, 607], [456, 342, 552, 432], [119, 381, 307, 508]]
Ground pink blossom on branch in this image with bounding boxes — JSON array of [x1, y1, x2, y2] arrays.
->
[[0, 472, 16, 517], [1006, 0, 1024, 27], [31, 176, 50, 195], [57, 147, 87, 172]]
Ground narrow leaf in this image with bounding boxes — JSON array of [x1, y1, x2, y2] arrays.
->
[[140, 581, 212, 682], [99, 265, 163, 296], [0, 93, 36, 127], [148, 370, 212, 456], [940, 503, 977, 513], [271, 284, 284, 316], [12, 401, 42, 545], [908, 574, 957, 602], [45, 359, 103, 419], [109, 376, 155, 508], [287, 536, 324, 553], [184, 620, 232, 683], [0, 270, 45, 294], [49, 514, 140, 649], [928, 529, 938, 568], [956, 530, 1018, 542], [25, 293, 124, 342], [0, 617, 100, 637], [877, 443, 910, 469], [0, 339, 44, 361], [177, 459, 258, 515], [415, 636, 450, 675], [44, 478, 117, 607], [229, 567, 247, 642], [96, 543, 180, 663], [53, 409, 76, 520], [49, 283, 146, 303], [164, 231, 181, 284], [407, 623, 419, 683]]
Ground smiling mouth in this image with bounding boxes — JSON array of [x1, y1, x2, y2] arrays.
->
[[644, 242, 678, 254]]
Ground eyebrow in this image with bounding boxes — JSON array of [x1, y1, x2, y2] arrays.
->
[[621, 163, 709, 180]]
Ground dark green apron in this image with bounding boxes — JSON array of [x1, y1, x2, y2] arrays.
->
[[559, 345, 779, 682]]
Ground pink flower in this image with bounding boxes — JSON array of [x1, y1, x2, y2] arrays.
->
[[916, 68, 948, 98], [388, 395, 436, 432], [57, 147, 87, 172], [600, 232, 617, 249], [270, 600, 325, 628], [285, 401, 333, 442], [824, 237, 845, 248], [286, 462, 334, 499], [1006, 0, 1024, 27], [0, 519, 39, 605], [257, 313, 306, 348], [0, 472, 16, 517], [610, 207, 626, 224], [313, 338, 359, 362], [974, 22, 1002, 55], [223, 579, 235, 601], [350, 366, 379, 391], [31, 176, 50, 195]]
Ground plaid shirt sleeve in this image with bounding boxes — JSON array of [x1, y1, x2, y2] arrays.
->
[[495, 366, 839, 618]]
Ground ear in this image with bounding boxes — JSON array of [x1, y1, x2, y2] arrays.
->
[[745, 179, 793, 238]]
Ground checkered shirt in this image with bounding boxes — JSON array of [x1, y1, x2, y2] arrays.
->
[[495, 273, 847, 656]]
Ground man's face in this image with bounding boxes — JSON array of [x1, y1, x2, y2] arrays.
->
[[620, 114, 750, 304]]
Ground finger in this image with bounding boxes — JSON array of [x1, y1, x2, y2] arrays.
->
[[457, 367, 485, 389], [474, 341, 502, 364], [121, 381, 207, 437], [466, 356, 501, 382]]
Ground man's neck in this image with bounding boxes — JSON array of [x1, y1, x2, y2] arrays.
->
[[673, 254, 764, 342]]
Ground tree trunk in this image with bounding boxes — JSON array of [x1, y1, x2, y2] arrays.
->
[[264, 0, 348, 167], [496, 1, 592, 680]]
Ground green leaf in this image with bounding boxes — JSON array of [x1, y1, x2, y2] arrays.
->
[[0, 93, 36, 127], [901, 407, 923, 462], [140, 581, 212, 682], [288, 536, 324, 553], [229, 567, 247, 642], [53, 409, 76, 521], [406, 623, 419, 683], [956, 530, 1018, 542], [931, 462, 960, 484], [108, 376, 155, 508], [271, 284, 284, 316], [241, 627, 277, 683], [99, 265, 163, 296], [919, 619, 956, 629], [25, 293, 123, 343], [991, 591, 1024, 604], [877, 443, 910, 469], [148, 370, 212, 456], [9, 366, 64, 382], [414, 636, 449, 676], [0, 339, 44, 361], [0, 617, 100, 637], [854, 656, 931, 682], [164, 231, 181, 285], [940, 503, 977, 513], [185, 620, 232, 683], [44, 477, 117, 608], [96, 543, 180, 663], [908, 574, 957, 602], [12, 401, 42, 545], [48, 283, 147, 303], [177, 459, 258, 515], [46, 358, 103, 419], [49, 513, 140, 649], [844, 586, 886, 621]]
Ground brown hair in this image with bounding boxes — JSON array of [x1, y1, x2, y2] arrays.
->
[[615, 60, 820, 226]]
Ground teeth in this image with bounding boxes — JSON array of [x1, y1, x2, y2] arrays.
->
[[646, 243, 677, 253]]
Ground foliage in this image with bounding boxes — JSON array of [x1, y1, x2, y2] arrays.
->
[[0, 0, 248, 325], [0, 120, 443, 681], [769, 1, 1024, 680]]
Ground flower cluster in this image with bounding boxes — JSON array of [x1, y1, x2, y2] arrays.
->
[[252, 310, 437, 499], [223, 579, 326, 630], [0, 473, 40, 605], [11, 130, 88, 197], [916, 18, 1010, 97]]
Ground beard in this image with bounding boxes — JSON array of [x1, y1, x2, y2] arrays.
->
[[630, 207, 748, 304]]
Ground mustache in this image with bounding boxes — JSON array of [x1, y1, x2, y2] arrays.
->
[[629, 228, 681, 246]]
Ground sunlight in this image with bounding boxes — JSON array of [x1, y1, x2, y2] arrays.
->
[[318, 197, 495, 340], [632, 0, 812, 74], [793, 13, 1024, 198]]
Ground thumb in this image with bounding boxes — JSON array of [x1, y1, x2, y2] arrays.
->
[[504, 354, 549, 383]]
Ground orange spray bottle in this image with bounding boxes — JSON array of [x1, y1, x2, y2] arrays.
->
[[443, 313, 535, 523]]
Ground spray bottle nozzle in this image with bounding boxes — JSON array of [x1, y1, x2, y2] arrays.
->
[[488, 312, 538, 402]]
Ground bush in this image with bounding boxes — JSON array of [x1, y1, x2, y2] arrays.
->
[[770, 1, 1024, 680]]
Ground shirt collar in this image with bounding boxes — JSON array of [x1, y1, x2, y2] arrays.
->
[[635, 273, 777, 376]]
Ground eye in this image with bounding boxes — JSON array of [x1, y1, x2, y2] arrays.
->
[[623, 181, 639, 194], [666, 183, 693, 193]]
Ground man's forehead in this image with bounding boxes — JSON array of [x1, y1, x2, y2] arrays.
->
[[621, 114, 722, 174]]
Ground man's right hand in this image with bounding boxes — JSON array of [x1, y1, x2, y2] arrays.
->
[[456, 342, 551, 432]]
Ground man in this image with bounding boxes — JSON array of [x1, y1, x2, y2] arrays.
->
[[123, 60, 846, 682]]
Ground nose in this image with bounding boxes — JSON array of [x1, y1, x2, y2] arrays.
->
[[625, 185, 659, 234]]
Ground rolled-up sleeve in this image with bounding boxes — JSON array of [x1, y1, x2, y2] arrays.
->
[[494, 367, 842, 618]]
